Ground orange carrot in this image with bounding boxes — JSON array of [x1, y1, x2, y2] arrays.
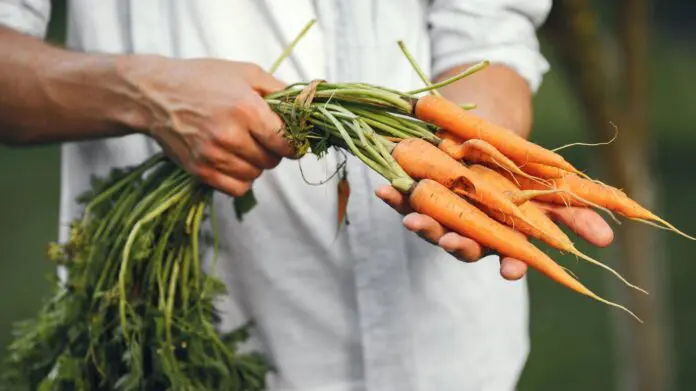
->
[[391, 138, 552, 240], [407, 179, 640, 321], [414, 95, 580, 174], [505, 172, 696, 240], [519, 162, 574, 179], [337, 175, 350, 230], [434, 129, 547, 185], [469, 164, 646, 294]]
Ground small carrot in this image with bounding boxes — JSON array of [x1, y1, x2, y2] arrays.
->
[[414, 95, 581, 174], [407, 179, 640, 321], [505, 172, 696, 240], [469, 164, 646, 294], [434, 129, 548, 185], [506, 189, 569, 206], [337, 173, 350, 230]]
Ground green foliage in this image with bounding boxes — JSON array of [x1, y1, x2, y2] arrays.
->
[[1, 155, 272, 391]]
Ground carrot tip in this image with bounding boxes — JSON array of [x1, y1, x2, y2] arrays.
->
[[633, 216, 696, 241], [592, 294, 643, 324], [573, 248, 649, 295]]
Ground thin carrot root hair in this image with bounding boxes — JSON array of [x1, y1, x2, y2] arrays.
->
[[591, 293, 643, 323], [569, 246, 648, 295], [485, 156, 552, 188], [561, 266, 579, 280], [500, 171, 622, 225], [553, 188, 622, 225], [552, 121, 619, 153], [632, 216, 696, 241]]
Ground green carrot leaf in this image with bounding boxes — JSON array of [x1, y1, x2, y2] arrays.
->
[[233, 189, 257, 221]]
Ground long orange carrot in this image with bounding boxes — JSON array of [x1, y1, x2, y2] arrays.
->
[[407, 179, 640, 321], [469, 164, 646, 294], [414, 95, 580, 174], [390, 138, 553, 241], [505, 172, 696, 240]]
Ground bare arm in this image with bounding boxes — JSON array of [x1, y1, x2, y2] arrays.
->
[[0, 27, 294, 196], [0, 27, 140, 144]]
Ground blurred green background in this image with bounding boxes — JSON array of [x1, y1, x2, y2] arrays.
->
[[1, 1, 695, 390]]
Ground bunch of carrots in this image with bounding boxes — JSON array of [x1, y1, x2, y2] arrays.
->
[[3, 19, 693, 391]]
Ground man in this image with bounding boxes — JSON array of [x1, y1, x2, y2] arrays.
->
[[0, 1, 614, 390]]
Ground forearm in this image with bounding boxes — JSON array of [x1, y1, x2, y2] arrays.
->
[[0, 27, 145, 145], [435, 64, 534, 139]]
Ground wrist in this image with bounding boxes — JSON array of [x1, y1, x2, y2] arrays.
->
[[112, 54, 172, 136], [36, 51, 164, 138]]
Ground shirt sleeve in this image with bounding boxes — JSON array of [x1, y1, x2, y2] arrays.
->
[[427, 0, 552, 93], [0, 0, 51, 38]]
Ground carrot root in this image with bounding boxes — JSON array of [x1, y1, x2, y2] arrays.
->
[[569, 247, 648, 295], [632, 216, 696, 241], [552, 121, 619, 153], [590, 293, 643, 323]]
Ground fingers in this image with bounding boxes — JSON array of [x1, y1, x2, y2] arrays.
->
[[500, 257, 528, 281], [248, 100, 295, 158], [213, 128, 281, 170], [196, 165, 251, 197], [438, 232, 483, 262], [402, 213, 449, 244], [376, 184, 528, 280], [231, 93, 295, 159], [535, 202, 614, 247], [198, 144, 262, 181], [375, 185, 413, 215]]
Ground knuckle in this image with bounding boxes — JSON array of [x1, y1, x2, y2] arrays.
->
[[192, 163, 210, 179], [211, 128, 244, 150], [230, 97, 262, 126], [240, 61, 264, 77], [260, 154, 281, 169], [197, 143, 219, 162]]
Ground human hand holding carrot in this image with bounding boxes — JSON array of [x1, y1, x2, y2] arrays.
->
[[118, 56, 295, 197], [376, 186, 614, 281]]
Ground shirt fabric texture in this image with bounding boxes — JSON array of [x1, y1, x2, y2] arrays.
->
[[1, 1, 551, 390]]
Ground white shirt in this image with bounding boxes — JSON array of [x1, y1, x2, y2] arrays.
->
[[1, 1, 551, 390]]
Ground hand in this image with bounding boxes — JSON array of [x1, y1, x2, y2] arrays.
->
[[376, 185, 614, 281], [120, 56, 293, 196]]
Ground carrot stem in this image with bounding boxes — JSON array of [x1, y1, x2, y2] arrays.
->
[[397, 40, 441, 97], [406, 61, 490, 95], [268, 19, 317, 74]]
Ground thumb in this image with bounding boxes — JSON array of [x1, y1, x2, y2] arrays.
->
[[238, 62, 287, 95]]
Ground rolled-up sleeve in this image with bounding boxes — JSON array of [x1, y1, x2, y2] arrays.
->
[[0, 0, 51, 38], [428, 0, 552, 92]]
